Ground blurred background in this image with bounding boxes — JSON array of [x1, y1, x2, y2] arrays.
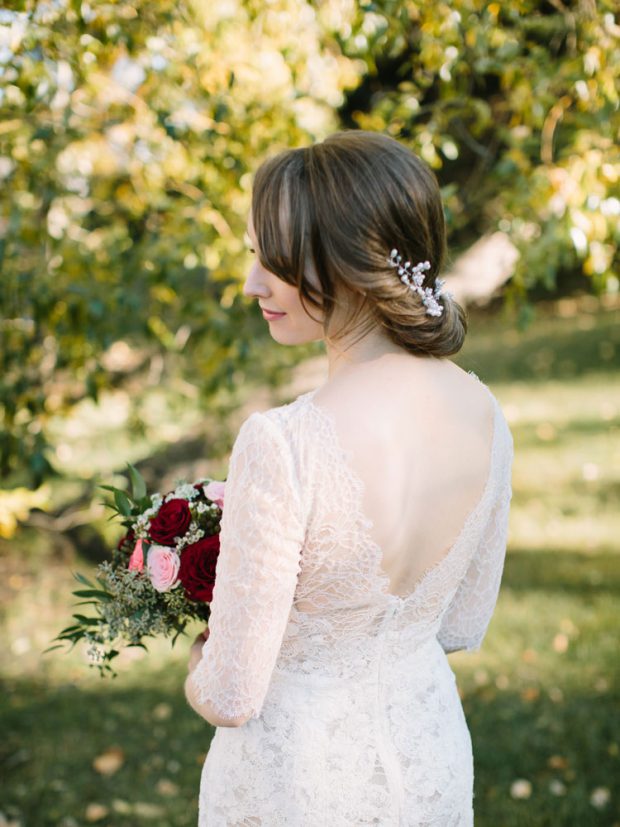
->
[[1, 1, 618, 825]]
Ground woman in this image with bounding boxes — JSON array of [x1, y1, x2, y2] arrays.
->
[[184, 130, 514, 825]]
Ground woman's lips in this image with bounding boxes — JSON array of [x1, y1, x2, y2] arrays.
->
[[262, 309, 286, 320]]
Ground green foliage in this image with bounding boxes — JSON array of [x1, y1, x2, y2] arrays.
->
[[339, 1, 619, 298], [0, 0, 331, 484], [1, 0, 618, 484]]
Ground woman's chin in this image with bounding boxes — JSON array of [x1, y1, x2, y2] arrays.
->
[[270, 330, 302, 346], [270, 329, 321, 347]]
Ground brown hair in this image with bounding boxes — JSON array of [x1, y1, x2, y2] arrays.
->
[[251, 130, 467, 357]]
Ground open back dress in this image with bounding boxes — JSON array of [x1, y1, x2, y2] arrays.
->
[[188, 373, 514, 826]]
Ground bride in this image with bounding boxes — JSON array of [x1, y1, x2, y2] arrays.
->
[[184, 130, 514, 825]]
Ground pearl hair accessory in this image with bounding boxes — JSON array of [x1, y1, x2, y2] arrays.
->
[[387, 248, 447, 317]]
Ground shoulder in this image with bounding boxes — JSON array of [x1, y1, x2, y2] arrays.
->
[[233, 408, 285, 449], [308, 356, 495, 431], [238, 390, 316, 439], [229, 399, 314, 514], [233, 391, 317, 463]]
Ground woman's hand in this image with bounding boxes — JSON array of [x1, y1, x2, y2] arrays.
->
[[188, 627, 210, 674]]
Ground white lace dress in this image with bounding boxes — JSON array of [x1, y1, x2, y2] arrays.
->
[[188, 379, 514, 826]]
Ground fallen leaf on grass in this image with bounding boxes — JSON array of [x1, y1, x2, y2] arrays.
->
[[92, 746, 125, 776], [85, 803, 108, 822], [153, 702, 172, 720], [548, 755, 568, 770], [133, 802, 165, 817], [473, 669, 489, 686], [510, 779, 532, 800], [156, 778, 180, 796], [590, 787, 610, 809]]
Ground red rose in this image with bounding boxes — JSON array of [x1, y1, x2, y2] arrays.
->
[[178, 535, 220, 602], [149, 498, 192, 545]]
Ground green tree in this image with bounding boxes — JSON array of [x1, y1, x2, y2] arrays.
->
[[335, 0, 619, 302], [1, 0, 618, 488], [0, 0, 348, 485]]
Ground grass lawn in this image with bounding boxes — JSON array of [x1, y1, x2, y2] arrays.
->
[[1, 294, 619, 826]]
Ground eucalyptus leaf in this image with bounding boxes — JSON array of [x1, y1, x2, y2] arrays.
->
[[72, 589, 113, 601], [114, 490, 132, 517], [127, 463, 147, 501]]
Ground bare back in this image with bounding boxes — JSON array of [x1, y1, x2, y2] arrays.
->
[[311, 354, 496, 598]]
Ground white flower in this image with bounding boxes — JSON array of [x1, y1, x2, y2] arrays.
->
[[86, 641, 105, 663], [174, 521, 205, 552], [164, 483, 199, 503]]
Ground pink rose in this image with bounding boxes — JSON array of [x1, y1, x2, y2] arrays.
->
[[203, 480, 225, 508], [128, 538, 145, 572], [146, 545, 181, 592]]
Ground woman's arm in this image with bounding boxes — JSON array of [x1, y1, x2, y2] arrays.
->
[[184, 412, 305, 728], [184, 630, 245, 727]]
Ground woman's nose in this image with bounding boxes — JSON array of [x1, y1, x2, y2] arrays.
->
[[242, 261, 268, 299]]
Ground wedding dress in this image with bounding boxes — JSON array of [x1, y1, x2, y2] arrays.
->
[[189, 373, 514, 826]]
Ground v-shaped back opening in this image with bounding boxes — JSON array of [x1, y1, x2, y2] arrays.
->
[[298, 376, 500, 604]]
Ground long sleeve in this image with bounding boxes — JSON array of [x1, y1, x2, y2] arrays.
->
[[437, 434, 514, 655], [187, 411, 305, 726]]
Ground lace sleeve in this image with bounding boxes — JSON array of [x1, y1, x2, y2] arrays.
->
[[437, 433, 514, 654], [187, 411, 305, 724]]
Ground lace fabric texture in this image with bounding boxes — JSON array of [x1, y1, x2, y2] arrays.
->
[[190, 376, 514, 826]]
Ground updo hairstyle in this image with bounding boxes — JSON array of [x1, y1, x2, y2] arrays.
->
[[251, 130, 467, 357]]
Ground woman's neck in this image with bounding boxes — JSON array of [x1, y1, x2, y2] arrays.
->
[[324, 328, 410, 381]]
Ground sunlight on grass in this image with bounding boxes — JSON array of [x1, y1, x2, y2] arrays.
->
[[500, 376, 620, 553]]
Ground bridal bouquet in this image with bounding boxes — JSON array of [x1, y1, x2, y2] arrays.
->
[[48, 465, 225, 675]]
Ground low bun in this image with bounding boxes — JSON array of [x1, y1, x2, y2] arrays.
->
[[370, 287, 468, 358]]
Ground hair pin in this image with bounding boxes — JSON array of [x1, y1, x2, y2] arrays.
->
[[387, 248, 447, 317]]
